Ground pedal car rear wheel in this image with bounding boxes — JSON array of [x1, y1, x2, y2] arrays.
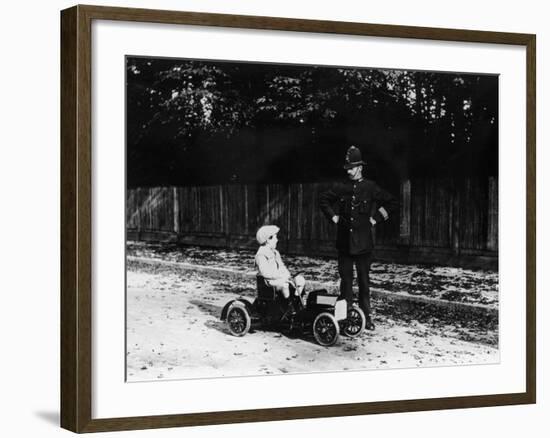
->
[[227, 305, 251, 337], [342, 306, 366, 338], [313, 312, 340, 346]]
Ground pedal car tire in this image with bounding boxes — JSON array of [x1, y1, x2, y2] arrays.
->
[[227, 305, 251, 337], [342, 306, 366, 338], [313, 312, 340, 346]]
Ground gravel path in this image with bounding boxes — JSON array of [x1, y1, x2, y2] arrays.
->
[[127, 242, 499, 307], [126, 259, 499, 382]]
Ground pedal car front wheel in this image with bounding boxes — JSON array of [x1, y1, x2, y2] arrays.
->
[[342, 306, 366, 338], [313, 312, 340, 346], [227, 305, 251, 337]]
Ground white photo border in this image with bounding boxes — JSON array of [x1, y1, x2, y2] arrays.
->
[[91, 19, 526, 419]]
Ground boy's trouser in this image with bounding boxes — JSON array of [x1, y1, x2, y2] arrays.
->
[[266, 278, 291, 298]]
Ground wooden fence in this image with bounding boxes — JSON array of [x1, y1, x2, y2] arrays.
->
[[127, 177, 498, 269]]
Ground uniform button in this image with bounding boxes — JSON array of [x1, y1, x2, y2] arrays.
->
[[351, 218, 354, 221], [350, 228, 353, 232], [351, 206, 354, 210]]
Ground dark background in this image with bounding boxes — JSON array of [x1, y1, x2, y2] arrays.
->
[[126, 57, 498, 189]]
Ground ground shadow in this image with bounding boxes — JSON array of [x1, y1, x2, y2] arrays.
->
[[189, 299, 223, 318], [34, 411, 59, 427], [204, 319, 230, 334], [189, 299, 331, 346], [189, 299, 228, 334]]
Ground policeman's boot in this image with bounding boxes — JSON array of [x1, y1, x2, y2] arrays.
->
[[365, 314, 375, 331]]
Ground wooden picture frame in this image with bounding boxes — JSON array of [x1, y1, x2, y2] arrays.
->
[[61, 4, 536, 433]]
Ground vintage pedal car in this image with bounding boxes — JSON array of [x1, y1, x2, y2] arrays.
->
[[220, 276, 366, 346]]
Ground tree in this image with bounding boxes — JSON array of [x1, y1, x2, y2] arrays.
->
[[126, 57, 498, 187]]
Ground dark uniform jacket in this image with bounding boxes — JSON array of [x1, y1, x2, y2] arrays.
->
[[320, 179, 399, 255]]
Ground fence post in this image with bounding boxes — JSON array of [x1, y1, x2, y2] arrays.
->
[[286, 184, 291, 254], [136, 188, 142, 240], [173, 187, 180, 236], [297, 184, 303, 240], [244, 185, 249, 235], [451, 180, 461, 256], [487, 176, 498, 251], [399, 179, 411, 245], [219, 185, 224, 235]]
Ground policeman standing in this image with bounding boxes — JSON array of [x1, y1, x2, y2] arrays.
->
[[320, 146, 398, 330]]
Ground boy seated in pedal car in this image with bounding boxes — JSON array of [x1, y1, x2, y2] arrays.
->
[[254, 225, 306, 307]]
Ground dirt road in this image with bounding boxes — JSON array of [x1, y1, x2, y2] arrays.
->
[[126, 260, 499, 382]]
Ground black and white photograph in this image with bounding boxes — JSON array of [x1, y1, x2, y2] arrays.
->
[[125, 56, 499, 381], [2, 0, 546, 435]]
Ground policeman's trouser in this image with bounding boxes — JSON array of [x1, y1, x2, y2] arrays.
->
[[337, 252, 372, 318]]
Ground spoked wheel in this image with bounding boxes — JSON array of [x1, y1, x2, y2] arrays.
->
[[342, 306, 366, 338], [226, 305, 251, 337], [313, 312, 340, 346]]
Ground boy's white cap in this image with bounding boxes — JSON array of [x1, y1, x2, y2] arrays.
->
[[256, 225, 280, 245]]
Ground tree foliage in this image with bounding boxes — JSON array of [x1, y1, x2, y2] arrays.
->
[[126, 57, 497, 187]]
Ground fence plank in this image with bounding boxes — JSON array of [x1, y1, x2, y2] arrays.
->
[[127, 177, 498, 264], [399, 179, 411, 245], [487, 177, 499, 251]]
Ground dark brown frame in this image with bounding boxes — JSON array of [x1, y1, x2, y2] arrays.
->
[[61, 4, 536, 433]]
